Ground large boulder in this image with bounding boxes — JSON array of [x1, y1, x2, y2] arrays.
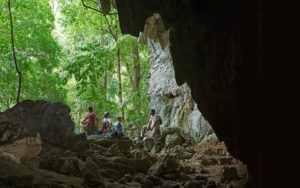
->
[[0, 157, 83, 187], [0, 100, 75, 147]]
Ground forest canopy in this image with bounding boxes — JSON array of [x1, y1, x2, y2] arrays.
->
[[0, 0, 151, 132]]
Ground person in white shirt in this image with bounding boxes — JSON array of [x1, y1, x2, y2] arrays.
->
[[98, 112, 112, 134]]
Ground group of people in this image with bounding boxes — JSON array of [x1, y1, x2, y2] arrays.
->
[[81, 106, 123, 137], [81, 106, 162, 143]]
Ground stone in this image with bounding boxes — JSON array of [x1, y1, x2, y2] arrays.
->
[[165, 133, 184, 149], [92, 153, 157, 178], [82, 157, 106, 188], [220, 166, 240, 183], [131, 149, 150, 159], [107, 143, 124, 156], [0, 157, 83, 187], [194, 175, 208, 182], [160, 127, 180, 138], [201, 158, 218, 166], [53, 157, 86, 176], [161, 173, 178, 180], [184, 180, 203, 188], [179, 173, 190, 181], [219, 157, 233, 165], [206, 181, 217, 188], [133, 138, 144, 149], [163, 184, 181, 188], [200, 168, 209, 174], [118, 177, 127, 184], [170, 145, 184, 155], [124, 173, 133, 182], [0, 122, 8, 135], [99, 168, 121, 179], [180, 166, 195, 174], [124, 123, 140, 139], [146, 175, 163, 186], [90, 137, 114, 147], [141, 179, 154, 188], [133, 173, 145, 182], [0, 134, 42, 163], [179, 151, 194, 160], [151, 142, 163, 154], [143, 137, 155, 152], [148, 154, 180, 176], [0, 130, 12, 142], [0, 153, 21, 164], [113, 137, 133, 152], [71, 140, 90, 152]]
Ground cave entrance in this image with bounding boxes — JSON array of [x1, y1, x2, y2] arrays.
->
[[0, 0, 256, 187]]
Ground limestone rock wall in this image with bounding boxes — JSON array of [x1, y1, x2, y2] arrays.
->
[[145, 15, 217, 143]]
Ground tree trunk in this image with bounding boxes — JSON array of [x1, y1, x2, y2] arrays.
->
[[132, 40, 141, 109], [103, 68, 108, 100], [124, 60, 134, 88], [116, 48, 124, 118], [8, 0, 22, 104], [97, 0, 111, 15], [77, 99, 82, 133], [6, 98, 10, 109]]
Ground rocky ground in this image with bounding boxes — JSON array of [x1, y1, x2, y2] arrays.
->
[[0, 101, 248, 188]]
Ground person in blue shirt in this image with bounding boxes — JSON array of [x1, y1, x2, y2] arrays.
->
[[112, 116, 124, 137]]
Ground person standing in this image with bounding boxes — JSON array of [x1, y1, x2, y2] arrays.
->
[[82, 106, 98, 136], [98, 112, 113, 134]]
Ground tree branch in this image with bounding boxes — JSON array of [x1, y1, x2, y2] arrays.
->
[[103, 15, 117, 41], [8, 0, 22, 104], [81, 0, 117, 15], [81, 0, 118, 41]]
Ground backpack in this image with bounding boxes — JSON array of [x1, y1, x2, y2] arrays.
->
[[157, 115, 162, 125], [98, 123, 105, 133]]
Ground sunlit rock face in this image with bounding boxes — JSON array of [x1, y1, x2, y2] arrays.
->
[[144, 14, 217, 144]]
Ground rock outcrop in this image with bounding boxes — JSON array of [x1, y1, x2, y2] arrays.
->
[[0, 100, 75, 147], [145, 14, 217, 144]]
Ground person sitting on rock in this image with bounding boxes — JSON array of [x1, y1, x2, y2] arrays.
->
[[111, 116, 124, 137], [82, 106, 98, 136], [139, 109, 161, 143], [98, 112, 112, 135]]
